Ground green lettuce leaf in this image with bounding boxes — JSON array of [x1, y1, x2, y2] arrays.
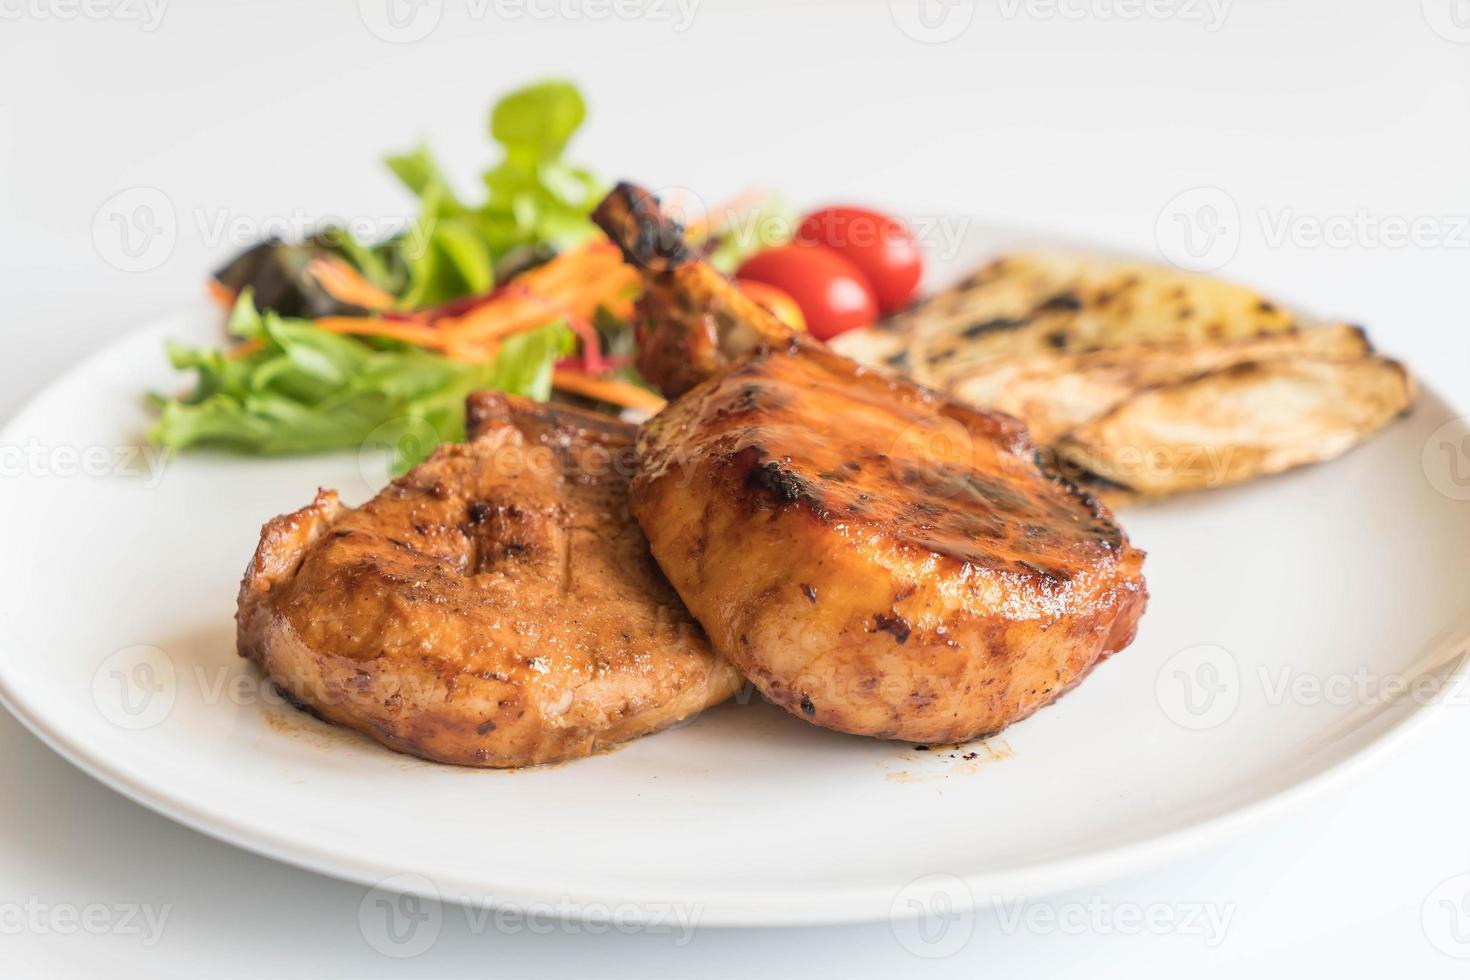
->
[[490, 80, 586, 159], [384, 78, 603, 297], [152, 291, 574, 472]]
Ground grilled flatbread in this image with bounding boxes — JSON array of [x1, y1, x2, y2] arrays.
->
[[835, 251, 1414, 501], [951, 324, 1371, 444], [848, 251, 1297, 388], [1054, 357, 1414, 495]]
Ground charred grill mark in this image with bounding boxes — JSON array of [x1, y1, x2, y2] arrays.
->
[[746, 459, 816, 508], [1046, 468, 1126, 551], [965, 473, 1031, 510], [590, 182, 694, 272], [962, 316, 1029, 339], [734, 384, 763, 413], [1036, 291, 1083, 313], [460, 500, 551, 574], [720, 382, 794, 420], [872, 613, 912, 645]]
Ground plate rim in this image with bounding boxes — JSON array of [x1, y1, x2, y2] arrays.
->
[[3, 637, 1464, 927], [2, 264, 1467, 927]]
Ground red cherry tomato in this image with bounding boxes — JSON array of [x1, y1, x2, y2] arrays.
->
[[795, 206, 923, 314], [736, 279, 807, 332], [736, 245, 878, 341]]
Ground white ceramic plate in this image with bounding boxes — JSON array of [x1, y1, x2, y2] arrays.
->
[[2, 227, 1469, 928]]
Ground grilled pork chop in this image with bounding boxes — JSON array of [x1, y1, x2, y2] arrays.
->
[[594, 184, 1148, 742], [236, 393, 741, 767]]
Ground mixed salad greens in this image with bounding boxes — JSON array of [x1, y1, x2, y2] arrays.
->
[[151, 80, 780, 472], [155, 294, 572, 470], [150, 79, 925, 477]]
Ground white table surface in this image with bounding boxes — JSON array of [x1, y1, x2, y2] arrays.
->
[[3, 1, 1469, 974]]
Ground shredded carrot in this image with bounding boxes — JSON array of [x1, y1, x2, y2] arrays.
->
[[315, 316, 450, 348], [207, 279, 237, 311], [228, 338, 265, 359], [222, 233, 643, 367], [440, 296, 566, 343], [552, 369, 666, 413], [518, 247, 627, 298], [440, 259, 636, 344], [565, 266, 639, 314], [306, 257, 395, 312], [444, 338, 502, 363]]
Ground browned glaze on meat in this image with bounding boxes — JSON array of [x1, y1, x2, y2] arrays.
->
[[592, 182, 791, 398], [236, 393, 741, 767], [594, 183, 1148, 742]]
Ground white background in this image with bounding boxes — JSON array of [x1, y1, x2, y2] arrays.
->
[[3, 0, 1470, 975]]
